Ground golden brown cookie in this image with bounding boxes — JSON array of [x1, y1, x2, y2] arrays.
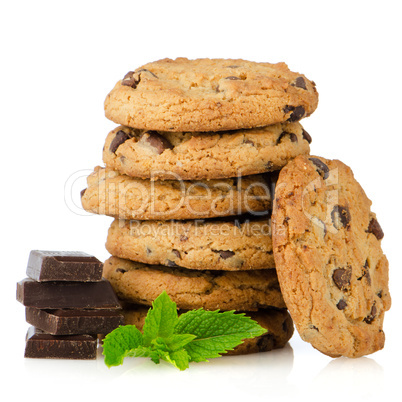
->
[[105, 216, 274, 271], [81, 166, 271, 220], [121, 304, 293, 355], [271, 155, 391, 358], [103, 256, 285, 311], [102, 123, 311, 180], [104, 58, 318, 132]]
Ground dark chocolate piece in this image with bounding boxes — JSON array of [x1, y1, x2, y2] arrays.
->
[[276, 131, 298, 144], [293, 76, 307, 90], [109, 130, 131, 153], [302, 129, 312, 143], [26, 250, 103, 282], [283, 105, 305, 122], [332, 267, 352, 291], [24, 327, 97, 359], [331, 205, 351, 229], [213, 250, 235, 259], [141, 131, 174, 154], [25, 308, 124, 335], [17, 278, 121, 309], [367, 218, 384, 240], [121, 71, 141, 88], [309, 157, 330, 180]]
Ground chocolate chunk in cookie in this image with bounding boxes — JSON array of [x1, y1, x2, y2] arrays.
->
[[109, 130, 131, 153]]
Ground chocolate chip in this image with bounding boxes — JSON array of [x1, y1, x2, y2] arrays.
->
[[116, 268, 127, 274], [141, 131, 173, 154], [123, 71, 134, 80], [363, 304, 377, 324], [225, 76, 241, 80], [367, 218, 384, 240], [80, 188, 87, 198], [276, 132, 298, 145], [332, 267, 352, 291], [146, 247, 152, 256], [293, 76, 307, 90], [309, 157, 329, 180], [283, 105, 305, 122], [256, 334, 274, 351], [213, 250, 235, 259], [282, 319, 288, 333], [302, 129, 312, 144], [109, 130, 131, 153], [121, 71, 141, 89], [166, 260, 179, 267], [243, 138, 255, 146], [180, 235, 188, 242], [331, 205, 351, 229], [172, 249, 181, 259], [336, 299, 347, 310]]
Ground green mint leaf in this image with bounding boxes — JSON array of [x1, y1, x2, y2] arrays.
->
[[175, 309, 267, 362], [103, 293, 267, 371], [164, 349, 191, 371], [158, 334, 197, 352], [142, 290, 179, 345], [102, 325, 144, 367]]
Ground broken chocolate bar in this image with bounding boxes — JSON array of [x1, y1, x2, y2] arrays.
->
[[17, 278, 121, 309], [24, 326, 97, 359], [26, 250, 103, 282], [25, 307, 124, 335]]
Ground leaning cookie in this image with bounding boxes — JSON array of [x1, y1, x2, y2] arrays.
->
[[103, 256, 286, 311], [81, 166, 271, 220], [104, 58, 318, 132], [105, 215, 274, 271], [103, 122, 311, 181], [272, 155, 391, 358], [122, 305, 293, 355]]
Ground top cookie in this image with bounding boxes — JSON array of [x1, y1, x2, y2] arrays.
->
[[104, 58, 318, 132], [272, 155, 391, 358]]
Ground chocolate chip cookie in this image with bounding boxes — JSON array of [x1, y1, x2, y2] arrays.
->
[[81, 166, 271, 220], [103, 122, 311, 180], [103, 256, 285, 311], [271, 155, 391, 357], [104, 58, 318, 132], [121, 304, 293, 355], [105, 215, 274, 271]]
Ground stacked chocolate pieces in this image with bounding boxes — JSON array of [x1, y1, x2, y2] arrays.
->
[[81, 58, 319, 355], [16, 251, 123, 359]]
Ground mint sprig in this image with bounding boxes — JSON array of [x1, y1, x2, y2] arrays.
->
[[102, 291, 267, 370]]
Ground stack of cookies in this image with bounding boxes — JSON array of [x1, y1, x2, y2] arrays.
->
[[81, 58, 318, 355], [82, 58, 391, 358]]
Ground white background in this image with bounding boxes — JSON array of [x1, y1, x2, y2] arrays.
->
[[1, 1, 401, 400]]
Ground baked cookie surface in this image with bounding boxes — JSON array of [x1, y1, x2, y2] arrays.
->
[[81, 167, 271, 220], [103, 256, 285, 311], [103, 122, 311, 180], [104, 58, 318, 132], [272, 155, 391, 357], [122, 305, 293, 355], [105, 215, 274, 271]]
